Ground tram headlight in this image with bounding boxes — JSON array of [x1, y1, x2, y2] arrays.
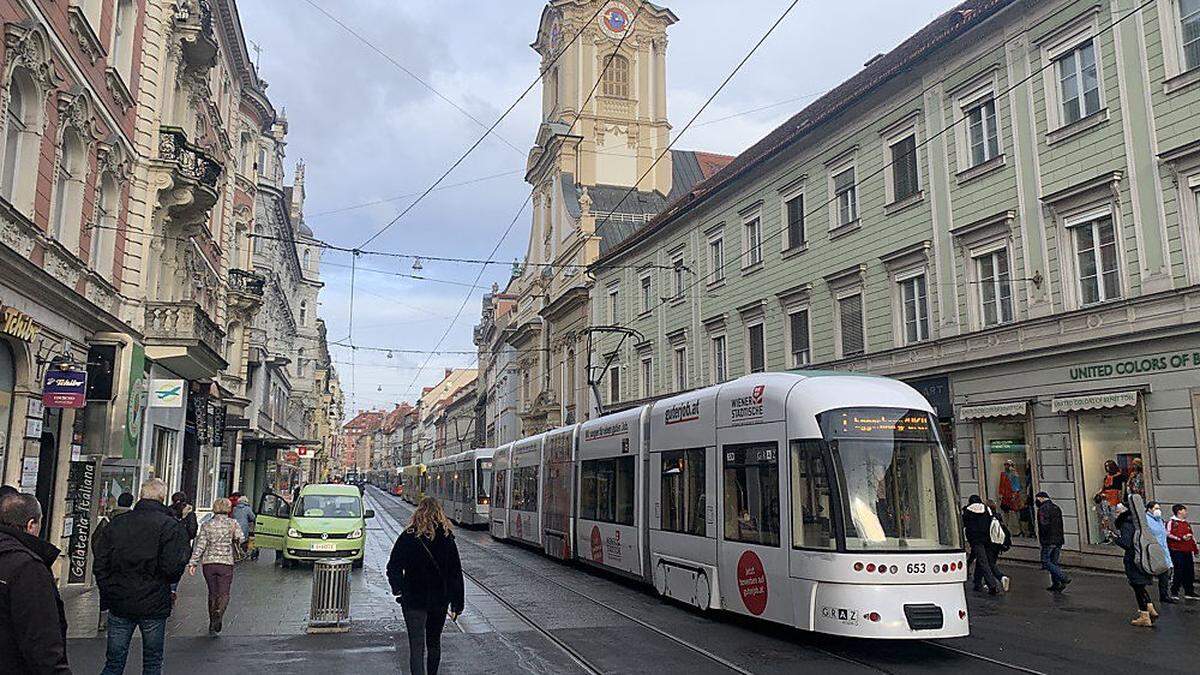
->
[[287, 528, 301, 538]]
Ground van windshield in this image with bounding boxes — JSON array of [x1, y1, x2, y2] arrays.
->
[[298, 494, 362, 518], [819, 407, 961, 551]]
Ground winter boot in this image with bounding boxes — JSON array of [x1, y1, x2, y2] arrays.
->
[[1147, 602, 1159, 619], [1130, 611, 1153, 627]]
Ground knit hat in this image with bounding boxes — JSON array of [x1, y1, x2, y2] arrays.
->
[[1035, 491, 1050, 500]]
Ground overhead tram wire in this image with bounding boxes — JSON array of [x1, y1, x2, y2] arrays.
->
[[355, 2, 611, 250], [299, 0, 523, 155], [586, 0, 1158, 383]]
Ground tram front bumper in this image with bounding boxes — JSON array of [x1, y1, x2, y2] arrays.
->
[[810, 581, 969, 639]]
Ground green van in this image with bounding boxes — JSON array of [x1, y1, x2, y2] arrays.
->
[[254, 484, 374, 568]]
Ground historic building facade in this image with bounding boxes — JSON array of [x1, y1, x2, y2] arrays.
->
[[589, 0, 1200, 570]]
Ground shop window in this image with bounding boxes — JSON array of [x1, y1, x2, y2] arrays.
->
[[981, 419, 1036, 540], [580, 456, 635, 525], [1077, 408, 1144, 545], [790, 440, 836, 550], [149, 426, 177, 488], [661, 449, 705, 536], [722, 442, 780, 546]]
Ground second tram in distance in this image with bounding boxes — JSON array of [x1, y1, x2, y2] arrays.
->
[[487, 372, 968, 639]]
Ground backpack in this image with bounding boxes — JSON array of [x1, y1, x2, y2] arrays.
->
[[988, 510, 1011, 551]]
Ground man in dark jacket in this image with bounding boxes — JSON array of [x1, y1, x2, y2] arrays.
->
[[93, 478, 191, 675], [0, 490, 71, 674], [1035, 491, 1071, 592], [962, 495, 1002, 594]]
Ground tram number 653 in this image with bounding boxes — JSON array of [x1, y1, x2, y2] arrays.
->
[[906, 562, 926, 574]]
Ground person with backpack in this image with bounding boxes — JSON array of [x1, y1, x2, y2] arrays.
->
[[962, 495, 1003, 595], [387, 497, 465, 675], [1166, 504, 1198, 600]]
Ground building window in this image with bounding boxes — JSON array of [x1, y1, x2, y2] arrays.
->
[[708, 235, 725, 283], [1073, 214, 1121, 304], [967, 98, 1000, 167], [2, 69, 40, 210], [1056, 41, 1101, 125], [889, 134, 919, 202], [1183, 0, 1200, 70], [111, 0, 136, 82], [837, 293, 864, 357], [602, 54, 630, 99], [299, 301, 308, 326], [784, 193, 805, 249], [747, 322, 765, 373], [639, 274, 652, 313], [607, 286, 619, 324], [711, 334, 727, 384], [91, 172, 118, 275], [671, 256, 685, 299], [608, 363, 621, 403], [51, 129, 87, 252], [787, 308, 811, 367], [832, 166, 857, 227], [640, 356, 652, 399], [899, 274, 930, 344], [743, 217, 762, 266], [661, 449, 705, 536], [976, 249, 1013, 326], [723, 442, 780, 546], [674, 346, 687, 391]]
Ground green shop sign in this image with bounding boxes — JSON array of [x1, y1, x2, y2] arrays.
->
[[1068, 349, 1200, 382]]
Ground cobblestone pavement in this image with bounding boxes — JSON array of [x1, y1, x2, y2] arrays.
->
[[66, 487, 1200, 674]]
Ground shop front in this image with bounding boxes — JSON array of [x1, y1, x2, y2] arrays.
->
[[952, 336, 1200, 570]]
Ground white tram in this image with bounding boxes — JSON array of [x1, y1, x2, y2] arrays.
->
[[489, 372, 968, 639], [424, 449, 496, 527]]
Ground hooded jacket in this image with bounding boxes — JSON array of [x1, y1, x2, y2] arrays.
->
[[961, 502, 993, 546], [0, 524, 70, 674], [92, 499, 192, 620]]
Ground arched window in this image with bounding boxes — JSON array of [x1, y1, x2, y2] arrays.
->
[[2, 69, 41, 213], [602, 54, 630, 99], [90, 172, 119, 275], [299, 300, 307, 326], [51, 129, 87, 253], [303, 249, 311, 269]]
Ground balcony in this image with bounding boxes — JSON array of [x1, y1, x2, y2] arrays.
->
[[229, 268, 266, 314], [175, 0, 218, 70], [143, 301, 227, 379], [157, 126, 222, 223]]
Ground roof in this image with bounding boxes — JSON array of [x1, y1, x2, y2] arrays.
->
[[300, 483, 361, 497], [594, 0, 1013, 265]]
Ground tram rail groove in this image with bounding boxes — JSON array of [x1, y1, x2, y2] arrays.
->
[[369, 488, 1042, 675]]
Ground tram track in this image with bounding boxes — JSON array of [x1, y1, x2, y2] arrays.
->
[[367, 489, 1043, 675]]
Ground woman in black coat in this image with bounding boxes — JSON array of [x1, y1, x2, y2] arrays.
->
[[1115, 503, 1155, 627], [387, 497, 465, 675]]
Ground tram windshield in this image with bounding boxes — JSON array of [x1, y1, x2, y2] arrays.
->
[[477, 459, 493, 505], [819, 407, 961, 551]]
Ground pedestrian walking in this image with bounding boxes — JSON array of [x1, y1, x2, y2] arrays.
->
[[230, 492, 255, 559], [1145, 501, 1176, 603], [984, 498, 1011, 591], [188, 497, 245, 635], [93, 478, 192, 675], [0, 491, 71, 674], [1115, 501, 1155, 626], [170, 491, 199, 543], [1167, 504, 1199, 600], [92, 492, 134, 632], [1035, 491, 1071, 592], [387, 497, 465, 675], [962, 495, 1003, 595]]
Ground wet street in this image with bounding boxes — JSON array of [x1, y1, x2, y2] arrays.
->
[[66, 487, 1200, 674]]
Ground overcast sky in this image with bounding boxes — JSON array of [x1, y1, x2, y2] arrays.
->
[[238, 0, 960, 416]]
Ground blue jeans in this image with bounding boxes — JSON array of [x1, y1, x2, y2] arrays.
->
[[101, 614, 167, 675], [1040, 544, 1069, 585]]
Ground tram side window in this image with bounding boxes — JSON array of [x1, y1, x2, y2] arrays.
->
[[661, 449, 706, 536], [579, 457, 635, 525], [511, 466, 538, 511], [723, 443, 780, 547], [493, 469, 507, 508], [790, 440, 836, 550]]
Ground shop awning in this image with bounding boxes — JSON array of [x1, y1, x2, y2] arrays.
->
[[959, 401, 1027, 421], [1051, 390, 1139, 413]]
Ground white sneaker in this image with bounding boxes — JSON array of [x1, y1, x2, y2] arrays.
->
[[1001, 576, 1011, 592]]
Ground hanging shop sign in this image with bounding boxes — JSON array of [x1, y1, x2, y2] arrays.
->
[[148, 379, 185, 408], [1068, 349, 1200, 382], [1051, 390, 1139, 414], [0, 304, 39, 342], [43, 367, 88, 408], [66, 461, 97, 584]]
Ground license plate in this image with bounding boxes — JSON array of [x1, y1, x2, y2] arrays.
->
[[311, 542, 336, 552]]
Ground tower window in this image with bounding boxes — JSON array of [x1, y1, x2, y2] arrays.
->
[[603, 54, 630, 99]]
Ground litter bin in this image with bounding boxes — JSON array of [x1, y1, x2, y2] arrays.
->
[[308, 558, 352, 633]]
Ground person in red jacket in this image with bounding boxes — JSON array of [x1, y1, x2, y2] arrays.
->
[[1167, 504, 1199, 600]]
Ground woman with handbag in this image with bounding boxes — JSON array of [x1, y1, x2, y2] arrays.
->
[[387, 497, 465, 675]]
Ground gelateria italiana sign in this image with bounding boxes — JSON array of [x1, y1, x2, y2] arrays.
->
[[1068, 350, 1200, 382], [1, 305, 38, 342]]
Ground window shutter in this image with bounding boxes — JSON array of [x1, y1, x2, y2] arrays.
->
[[839, 295, 864, 356]]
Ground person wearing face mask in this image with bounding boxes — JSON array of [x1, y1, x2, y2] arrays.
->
[[0, 491, 71, 674], [1166, 504, 1198, 600], [1145, 501, 1176, 604]]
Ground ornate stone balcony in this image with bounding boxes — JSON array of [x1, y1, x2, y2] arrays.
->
[[157, 126, 222, 223], [143, 301, 227, 379], [228, 268, 266, 314], [175, 0, 218, 70]]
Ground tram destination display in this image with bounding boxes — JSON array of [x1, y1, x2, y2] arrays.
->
[[820, 407, 935, 441]]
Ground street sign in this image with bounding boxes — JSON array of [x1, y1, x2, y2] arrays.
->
[[148, 379, 185, 407], [43, 367, 88, 408]]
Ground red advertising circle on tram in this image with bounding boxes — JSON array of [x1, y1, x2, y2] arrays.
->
[[736, 550, 768, 616], [590, 525, 604, 564]]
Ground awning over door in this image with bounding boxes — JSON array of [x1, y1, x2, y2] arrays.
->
[[959, 401, 1028, 421], [1051, 390, 1139, 414]]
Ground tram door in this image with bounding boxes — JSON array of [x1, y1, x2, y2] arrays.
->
[[716, 422, 791, 624]]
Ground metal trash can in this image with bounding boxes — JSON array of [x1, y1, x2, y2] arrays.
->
[[308, 558, 352, 633]]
